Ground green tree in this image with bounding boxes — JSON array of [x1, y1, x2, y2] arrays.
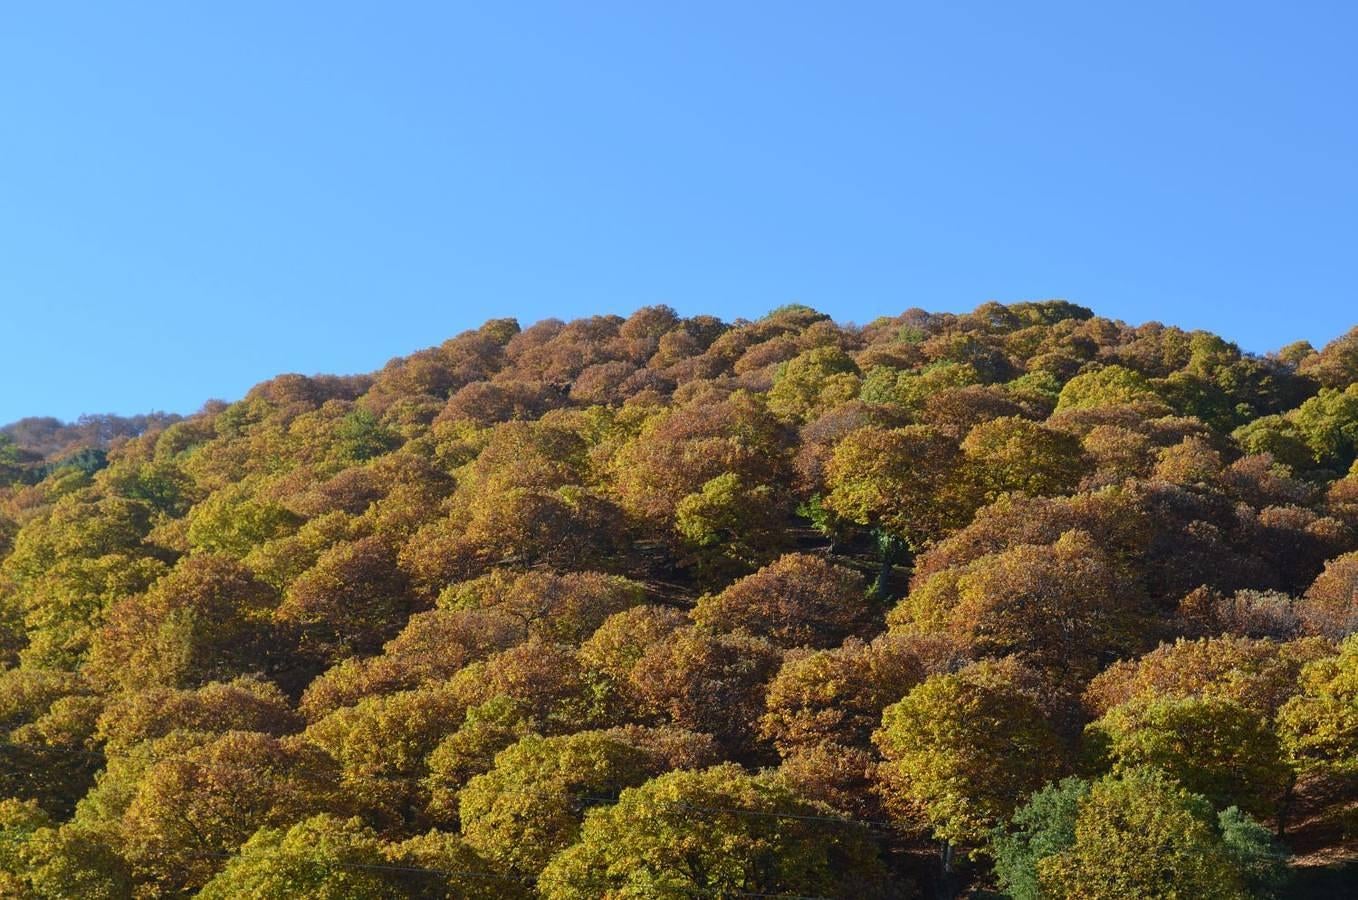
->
[[1277, 634, 1358, 779], [1232, 415, 1315, 472], [303, 681, 468, 826], [0, 798, 50, 893], [1035, 769, 1270, 900], [119, 730, 343, 894], [537, 764, 889, 899], [0, 669, 102, 817], [1086, 695, 1291, 818], [198, 815, 397, 900], [1290, 385, 1358, 470], [1055, 365, 1165, 411], [1218, 806, 1290, 899], [766, 346, 861, 422], [859, 362, 981, 410], [2, 491, 165, 668], [989, 777, 1089, 900], [1298, 325, 1358, 389], [423, 697, 538, 825], [674, 473, 788, 581], [823, 424, 978, 558], [185, 483, 302, 557], [961, 416, 1088, 500], [17, 821, 132, 900], [458, 731, 658, 878], [874, 660, 1066, 849], [332, 407, 401, 464]]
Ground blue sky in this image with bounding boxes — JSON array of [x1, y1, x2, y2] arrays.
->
[[2, 2, 1355, 422]]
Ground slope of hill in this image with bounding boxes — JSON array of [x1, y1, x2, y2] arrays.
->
[[1, 301, 1356, 898]]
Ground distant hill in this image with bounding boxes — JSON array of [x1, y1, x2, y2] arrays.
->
[[0, 412, 181, 484]]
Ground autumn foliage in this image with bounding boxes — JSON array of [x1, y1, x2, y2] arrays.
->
[[1, 301, 1356, 897]]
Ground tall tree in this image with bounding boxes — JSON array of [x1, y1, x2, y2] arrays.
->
[[537, 764, 890, 899], [875, 660, 1066, 850]]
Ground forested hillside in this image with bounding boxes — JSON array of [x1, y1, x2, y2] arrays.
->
[[1, 301, 1356, 898]]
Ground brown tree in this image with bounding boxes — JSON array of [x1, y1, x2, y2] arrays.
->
[[629, 626, 784, 757], [692, 553, 870, 649], [893, 530, 1149, 676]]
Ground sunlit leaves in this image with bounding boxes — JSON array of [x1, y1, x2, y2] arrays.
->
[[875, 660, 1066, 847], [537, 764, 890, 899]]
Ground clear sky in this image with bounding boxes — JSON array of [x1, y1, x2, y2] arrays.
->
[[2, 2, 1355, 423]]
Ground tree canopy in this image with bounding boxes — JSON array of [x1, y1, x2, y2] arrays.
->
[[1, 301, 1355, 895]]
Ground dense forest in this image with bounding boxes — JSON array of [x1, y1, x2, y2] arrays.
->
[[1, 301, 1356, 898]]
